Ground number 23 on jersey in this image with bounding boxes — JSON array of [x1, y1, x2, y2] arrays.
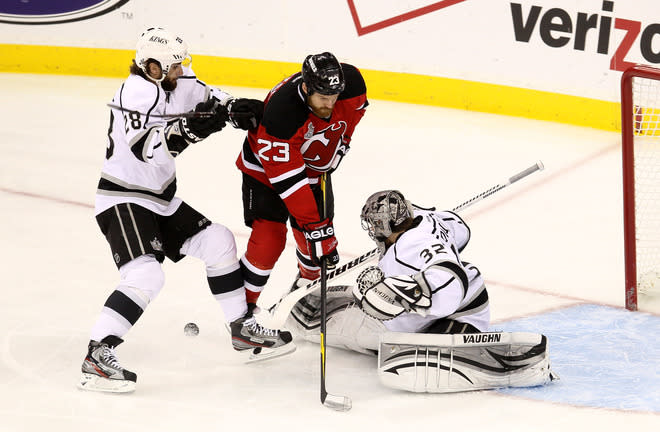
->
[[257, 138, 290, 162]]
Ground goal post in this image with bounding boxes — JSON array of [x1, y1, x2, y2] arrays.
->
[[621, 64, 660, 311]]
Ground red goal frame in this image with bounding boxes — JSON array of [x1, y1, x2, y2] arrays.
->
[[621, 64, 660, 311]]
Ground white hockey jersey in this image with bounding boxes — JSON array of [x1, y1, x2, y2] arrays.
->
[[379, 209, 490, 333], [95, 67, 232, 216]]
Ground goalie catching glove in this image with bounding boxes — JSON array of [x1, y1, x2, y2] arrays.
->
[[302, 218, 339, 268], [226, 98, 264, 130], [353, 266, 431, 321]]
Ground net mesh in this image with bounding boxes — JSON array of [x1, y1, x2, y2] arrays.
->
[[632, 76, 660, 295]]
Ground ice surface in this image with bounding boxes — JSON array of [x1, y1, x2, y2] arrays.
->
[[1, 73, 659, 431], [496, 304, 660, 412]]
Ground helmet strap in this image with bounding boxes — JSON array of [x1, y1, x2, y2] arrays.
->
[[301, 81, 314, 97], [142, 59, 166, 83]]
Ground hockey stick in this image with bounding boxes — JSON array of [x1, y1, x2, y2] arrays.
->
[[451, 160, 544, 212], [319, 173, 352, 411], [107, 102, 257, 125], [266, 249, 378, 327], [106, 103, 216, 119], [266, 160, 544, 329]]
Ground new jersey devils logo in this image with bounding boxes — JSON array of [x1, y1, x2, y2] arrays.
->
[[301, 121, 348, 171]]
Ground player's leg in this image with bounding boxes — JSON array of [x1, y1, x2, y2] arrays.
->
[[80, 203, 166, 393], [168, 203, 245, 322], [290, 177, 335, 281], [239, 173, 290, 305], [171, 200, 294, 361], [241, 219, 287, 304]]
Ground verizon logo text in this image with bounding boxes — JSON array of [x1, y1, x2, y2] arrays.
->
[[511, 1, 660, 71]]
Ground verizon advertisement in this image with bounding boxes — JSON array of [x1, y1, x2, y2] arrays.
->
[[510, 1, 660, 72], [1, 0, 658, 102]]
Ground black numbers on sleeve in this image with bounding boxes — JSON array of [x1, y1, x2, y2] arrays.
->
[[124, 111, 142, 132], [106, 111, 115, 160], [420, 243, 445, 264]]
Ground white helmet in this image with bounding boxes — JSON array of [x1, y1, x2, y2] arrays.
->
[[135, 27, 190, 81]]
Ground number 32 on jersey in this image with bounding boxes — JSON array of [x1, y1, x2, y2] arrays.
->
[[257, 138, 290, 162]]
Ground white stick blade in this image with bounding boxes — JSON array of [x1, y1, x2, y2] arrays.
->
[[323, 393, 352, 412]]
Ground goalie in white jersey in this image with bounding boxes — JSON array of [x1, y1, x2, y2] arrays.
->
[[79, 28, 294, 394], [287, 190, 557, 393]]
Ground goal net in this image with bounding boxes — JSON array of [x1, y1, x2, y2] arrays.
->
[[621, 64, 660, 311]]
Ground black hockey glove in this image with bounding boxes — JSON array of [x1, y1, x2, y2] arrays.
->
[[226, 98, 264, 130], [180, 99, 229, 141], [302, 218, 339, 269]]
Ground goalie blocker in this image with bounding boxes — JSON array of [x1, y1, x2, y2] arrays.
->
[[379, 331, 558, 393]]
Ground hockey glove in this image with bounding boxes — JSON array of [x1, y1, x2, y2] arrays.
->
[[327, 139, 350, 175], [302, 218, 339, 268], [166, 99, 229, 144], [226, 98, 264, 130], [353, 266, 431, 321], [185, 99, 230, 139]]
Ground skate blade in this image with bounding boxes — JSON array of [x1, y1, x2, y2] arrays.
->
[[245, 342, 297, 363], [78, 373, 136, 393]]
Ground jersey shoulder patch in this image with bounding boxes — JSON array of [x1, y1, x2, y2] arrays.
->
[[119, 74, 161, 113], [339, 63, 366, 101], [262, 75, 309, 140]]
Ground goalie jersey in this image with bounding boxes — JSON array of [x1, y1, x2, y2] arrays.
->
[[379, 209, 490, 333], [96, 67, 232, 217]]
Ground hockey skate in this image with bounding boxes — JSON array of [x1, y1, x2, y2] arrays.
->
[[78, 335, 137, 393], [229, 310, 296, 363]]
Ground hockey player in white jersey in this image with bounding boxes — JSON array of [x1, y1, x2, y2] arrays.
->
[[79, 28, 293, 394], [286, 190, 557, 393]]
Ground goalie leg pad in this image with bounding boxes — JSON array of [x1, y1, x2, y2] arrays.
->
[[378, 332, 558, 393], [285, 285, 355, 338], [286, 289, 386, 355]]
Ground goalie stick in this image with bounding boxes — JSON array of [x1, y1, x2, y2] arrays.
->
[[265, 160, 544, 329], [452, 160, 544, 212]]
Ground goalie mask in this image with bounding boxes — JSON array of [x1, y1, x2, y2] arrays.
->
[[135, 27, 191, 81], [360, 190, 414, 255]]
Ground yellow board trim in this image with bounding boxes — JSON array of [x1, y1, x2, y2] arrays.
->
[[2, 44, 620, 131]]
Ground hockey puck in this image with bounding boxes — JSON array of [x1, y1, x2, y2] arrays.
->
[[184, 322, 199, 337]]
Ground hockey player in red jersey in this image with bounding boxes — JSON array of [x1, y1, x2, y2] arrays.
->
[[236, 52, 368, 308]]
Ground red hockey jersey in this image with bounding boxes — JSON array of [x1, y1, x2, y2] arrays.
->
[[236, 63, 368, 226]]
